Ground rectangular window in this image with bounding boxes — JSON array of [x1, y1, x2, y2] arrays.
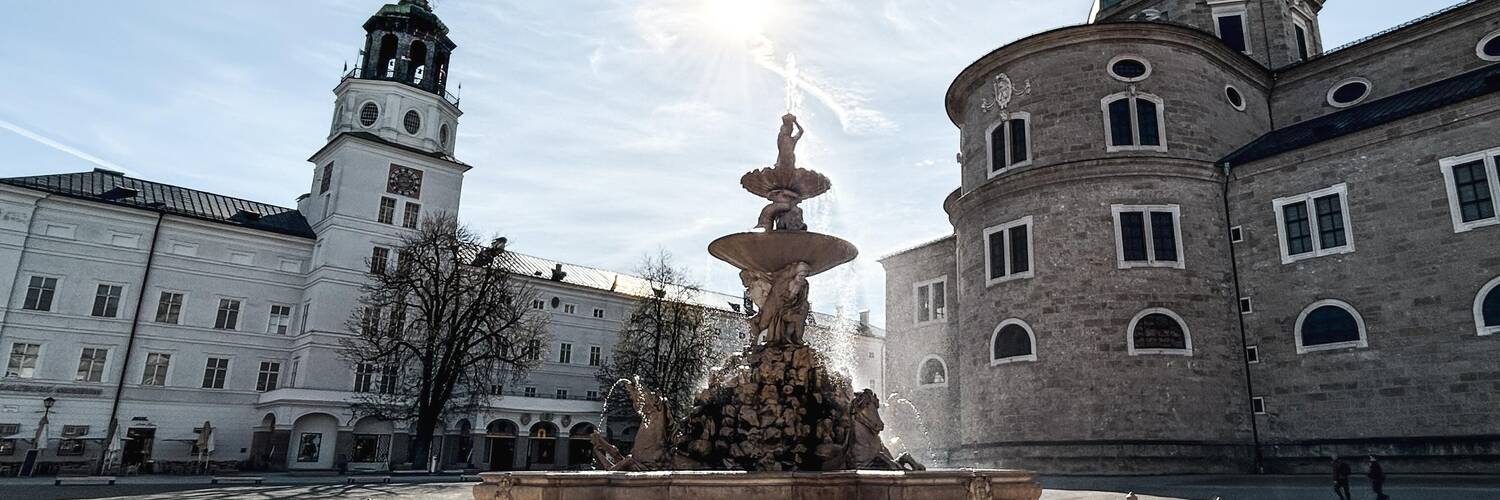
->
[[589, 346, 602, 367], [214, 298, 242, 330], [256, 361, 281, 392], [527, 340, 542, 361], [0, 439, 14, 456], [75, 348, 108, 383], [402, 202, 420, 229], [531, 299, 545, 310], [361, 307, 382, 335], [377, 197, 397, 224], [370, 246, 390, 274], [524, 386, 537, 397], [563, 304, 577, 315], [354, 363, 376, 393], [319, 163, 333, 193], [987, 113, 1032, 176], [1239, 297, 1253, 314], [202, 358, 229, 389], [558, 343, 573, 364], [1245, 345, 1260, 364], [1113, 205, 1182, 268], [155, 292, 185, 324], [1103, 94, 1165, 152], [1293, 18, 1311, 60], [914, 278, 947, 324], [268, 305, 293, 335], [586, 390, 599, 401], [300, 301, 312, 334], [1251, 397, 1266, 415], [6, 343, 41, 378], [555, 388, 569, 400], [141, 353, 171, 386], [92, 284, 124, 318], [22, 276, 57, 312], [592, 308, 605, 319], [378, 365, 399, 394], [984, 217, 1034, 284], [1229, 226, 1244, 243], [1214, 11, 1249, 53], [1273, 184, 1353, 263], [1440, 150, 1500, 232]]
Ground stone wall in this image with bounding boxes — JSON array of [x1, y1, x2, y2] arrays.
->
[[878, 236, 961, 464]]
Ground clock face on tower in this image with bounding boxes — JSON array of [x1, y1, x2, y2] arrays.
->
[[387, 165, 423, 199]]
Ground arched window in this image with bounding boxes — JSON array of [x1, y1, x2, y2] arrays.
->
[[917, 356, 947, 387], [1101, 90, 1166, 152], [986, 112, 1031, 177], [377, 34, 399, 79], [409, 40, 429, 85], [1476, 277, 1500, 336], [1127, 308, 1191, 356], [1295, 299, 1368, 353], [990, 319, 1037, 365]]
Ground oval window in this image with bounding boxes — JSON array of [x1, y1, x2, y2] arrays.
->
[[1225, 85, 1246, 111], [359, 102, 380, 127], [403, 110, 422, 134], [1327, 79, 1371, 108], [439, 124, 450, 148], [1480, 32, 1500, 62], [1109, 56, 1151, 82]]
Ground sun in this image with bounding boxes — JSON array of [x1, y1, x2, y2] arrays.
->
[[701, 0, 774, 43]]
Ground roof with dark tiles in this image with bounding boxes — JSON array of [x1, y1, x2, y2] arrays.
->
[[0, 169, 315, 239], [1221, 63, 1500, 167]]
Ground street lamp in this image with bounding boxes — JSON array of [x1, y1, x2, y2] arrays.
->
[[42, 397, 55, 410]]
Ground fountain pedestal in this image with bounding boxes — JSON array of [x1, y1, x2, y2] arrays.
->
[[474, 469, 1042, 500]]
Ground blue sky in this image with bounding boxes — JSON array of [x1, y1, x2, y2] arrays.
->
[[0, 0, 1460, 327]]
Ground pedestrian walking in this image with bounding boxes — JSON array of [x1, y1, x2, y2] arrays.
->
[[1368, 455, 1387, 500], [1332, 455, 1352, 500]]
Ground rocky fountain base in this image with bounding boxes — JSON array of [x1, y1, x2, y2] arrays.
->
[[474, 114, 1040, 500]]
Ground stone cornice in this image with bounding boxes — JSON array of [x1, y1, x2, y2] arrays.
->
[[951, 157, 1224, 219]]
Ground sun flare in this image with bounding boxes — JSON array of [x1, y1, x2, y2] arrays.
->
[[701, 0, 773, 42]]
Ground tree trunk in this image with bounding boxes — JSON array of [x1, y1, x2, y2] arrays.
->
[[411, 412, 438, 471]]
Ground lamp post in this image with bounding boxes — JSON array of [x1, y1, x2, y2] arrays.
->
[[21, 397, 55, 477]]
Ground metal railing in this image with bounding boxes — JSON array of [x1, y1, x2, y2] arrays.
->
[[341, 66, 461, 106]]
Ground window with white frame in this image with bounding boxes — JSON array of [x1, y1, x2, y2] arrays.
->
[[586, 390, 599, 401], [378, 365, 400, 394], [986, 112, 1031, 176], [268, 305, 293, 335], [563, 303, 577, 315], [592, 308, 605, 319], [531, 299, 545, 310], [1102, 90, 1166, 152], [1295, 299, 1367, 353], [914, 277, 947, 324], [1439, 148, 1499, 233], [370, 246, 390, 274], [524, 386, 537, 397], [1273, 183, 1353, 263], [589, 346, 602, 367], [378, 197, 397, 224], [5, 343, 40, 378], [22, 276, 57, 311], [1127, 308, 1192, 356], [1112, 205, 1183, 268], [1212, 4, 1250, 54], [141, 353, 171, 386], [558, 343, 573, 364], [990, 319, 1037, 365], [354, 363, 377, 393], [1474, 276, 1500, 336], [202, 357, 229, 389], [984, 216, 1033, 285], [555, 388, 569, 400], [92, 284, 124, 318], [402, 202, 420, 229], [1292, 16, 1312, 60], [527, 340, 543, 361], [256, 361, 281, 392], [75, 348, 108, 382], [155, 292, 185, 324], [214, 298, 242, 330], [917, 356, 948, 387]]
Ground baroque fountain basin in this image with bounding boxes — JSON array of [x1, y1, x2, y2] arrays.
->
[[708, 231, 858, 276], [473, 469, 1043, 500]]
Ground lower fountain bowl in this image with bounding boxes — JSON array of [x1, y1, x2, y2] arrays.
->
[[473, 469, 1042, 500], [708, 231, 858, 276]]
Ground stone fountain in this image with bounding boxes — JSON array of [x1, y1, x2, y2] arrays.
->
[[474, 115, 1041, 500]]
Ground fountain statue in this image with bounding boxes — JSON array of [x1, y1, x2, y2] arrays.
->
[[474, 114, 1041, 500]]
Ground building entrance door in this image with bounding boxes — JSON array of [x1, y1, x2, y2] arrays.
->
[[487, 437, 515, 471], [123, 428, 155, 472]]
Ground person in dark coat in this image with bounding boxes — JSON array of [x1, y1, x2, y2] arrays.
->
[[1332, 456, 1352, 500], [1368, 455, 1388, 499]]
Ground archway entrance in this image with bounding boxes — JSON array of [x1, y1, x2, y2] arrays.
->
[[567, 423, 595, 468], [485, 420, 517, 471], [526, 422, 558, 469]]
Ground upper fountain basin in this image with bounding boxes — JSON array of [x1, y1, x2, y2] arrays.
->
[[740, 165, 831, 200], [708, 231, 857, 276]]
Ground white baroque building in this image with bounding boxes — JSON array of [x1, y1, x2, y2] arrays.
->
[[0, 0, 883, 474]]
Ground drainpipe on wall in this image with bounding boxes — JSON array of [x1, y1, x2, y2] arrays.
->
[[94, 208, 165, 476], [1221, 162, 1263, 473]]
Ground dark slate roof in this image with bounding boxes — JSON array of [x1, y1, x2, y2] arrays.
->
[[1222, 63, 1500, 166], [0, 169, 315, 239]]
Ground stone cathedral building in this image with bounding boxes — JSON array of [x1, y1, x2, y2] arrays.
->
[[0, 1, 885, 474], [881, 0, 1500, 473]]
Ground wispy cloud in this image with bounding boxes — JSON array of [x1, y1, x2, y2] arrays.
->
[[0, 118, 133, 175]]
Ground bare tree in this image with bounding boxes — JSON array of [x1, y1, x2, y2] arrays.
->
[[342, 213, 549, 468], [598, 252, 732, 423]]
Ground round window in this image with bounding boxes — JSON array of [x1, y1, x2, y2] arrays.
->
[[358, 102, 380, 127], [1224, 85, 1246, 111], [1479, 31, 1500, 62], [439, 124, 450, 148], [1327, 79, 1372, 108], [403, 110, 422, 134], [1108, 56, 1151, 82]]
